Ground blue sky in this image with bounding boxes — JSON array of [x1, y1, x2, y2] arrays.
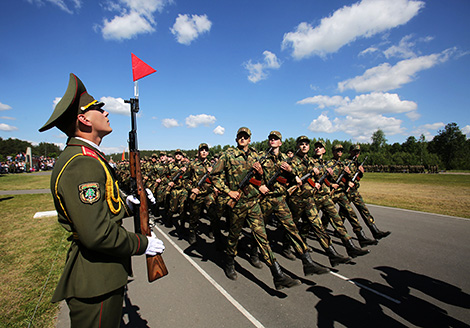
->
[[1, 0, 469, 154]]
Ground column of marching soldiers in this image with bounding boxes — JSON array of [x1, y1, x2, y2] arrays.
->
[[115, 128, 391, 291]]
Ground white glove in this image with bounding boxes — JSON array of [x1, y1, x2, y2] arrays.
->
[[145, 232, 165, 256], [146, 188, 156, 205], [126, 195, 140, 212]]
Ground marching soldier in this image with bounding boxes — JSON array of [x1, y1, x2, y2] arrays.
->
[[288, 136, 352, 267], [345, 145, 391, 240], [310, 140, 369, 258], [165, 149, 188, 229], [39, 73, 164, 327], [325, 144, 378, 247], [211, 127, 301, 290], [258, 131, 329, 276]]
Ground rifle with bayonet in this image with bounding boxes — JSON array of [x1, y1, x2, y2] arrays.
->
[[227, 147, 273, 208], [126, 97, 168, 282], [346, 155, 368, 193]]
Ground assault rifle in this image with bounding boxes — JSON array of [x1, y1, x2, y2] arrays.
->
[[189, 162, 215, 201], [265, 149, 300, 190], [329, 154, 359, 195], [287, 160, 335, 196], [165, 163, 189, 193], [126, 97, 168, 282], [346, 155, 368, 193], [227, 147, 272, 208]]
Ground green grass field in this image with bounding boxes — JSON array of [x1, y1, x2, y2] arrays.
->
[[0, 173, 50, 190]]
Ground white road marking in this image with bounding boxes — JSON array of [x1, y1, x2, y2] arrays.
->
[[330, 271, 401, 304], [153, 224, 266, 328]]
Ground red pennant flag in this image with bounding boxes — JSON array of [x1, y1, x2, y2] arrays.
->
[[131, 53, 156, 81], [121, 149, 126, 161]]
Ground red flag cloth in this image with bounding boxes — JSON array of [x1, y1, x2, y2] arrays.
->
[[121, 149, 126, 161], [131, 53, 156, 81]]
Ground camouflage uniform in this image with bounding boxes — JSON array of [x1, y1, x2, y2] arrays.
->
[[186, 156, 219, 238], [259, 149, 309, 255], [167, 158, 188, 217], [211, 146, 276, 266], [289, 153, 332, 249]]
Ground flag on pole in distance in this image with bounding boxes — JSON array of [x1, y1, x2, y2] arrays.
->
[[131, 53, 156, 81], [122, 149, 126, 161]]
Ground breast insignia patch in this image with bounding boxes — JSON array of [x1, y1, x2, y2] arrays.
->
[[79, 182, 100, 204]]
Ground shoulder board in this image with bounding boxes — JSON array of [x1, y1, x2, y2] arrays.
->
[[81, 146, 100, 160]]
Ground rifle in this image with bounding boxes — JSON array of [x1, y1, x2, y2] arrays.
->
[[265, 149, 299, 190], [329, 154, 359, 195], [165, 163, 189, 193], [126, 97, 168, 282], [189, 162, 214, 201], [227, 147, 272, 208], [346, 155, 368, 193], [287, 160, 334, 196]]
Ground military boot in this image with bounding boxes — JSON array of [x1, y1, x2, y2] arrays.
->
[[343, 238, 370, 258], [224, 254, 237, 280], [300, 252, 330, 276], [281, 245, 297, 261], [269, 261, 301, 290], [249, 244, 263, 269], [188, 230, 197, 245], [325, 246, 352, 267], [355, 230, 378, 247], [369, 223, 391, 240]]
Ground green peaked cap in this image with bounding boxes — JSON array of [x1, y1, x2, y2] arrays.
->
[[39, 73, 104, 133]]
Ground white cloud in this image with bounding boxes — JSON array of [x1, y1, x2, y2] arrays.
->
[[244, 51, 282, 83], [26, 0, 82, 14], [100, 96, 130, 115], [100, 0, 171, 40], [338, 49, 455, 92], [406, 111, 421, 121], [411, 122, 445, 140], [162, 118, 180, 128], [308, 114, 337, 133], [461, 125, 470, 136], [0, 102, 12, 111], [0, 123, 18, 131], [170, 14, 212, 45], [297, 95, 348, 108], [282, 0, 424, 59], [185, 114, 216, 128], [213, 125, 225, 135], [0, 116, 15, 120]]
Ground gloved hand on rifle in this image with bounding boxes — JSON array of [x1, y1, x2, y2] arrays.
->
[[146, 231, 165, 255], [146, 188, 156, 205], [126, 195, 140, 213]]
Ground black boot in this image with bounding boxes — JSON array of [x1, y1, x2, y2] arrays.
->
[[188, 230, 197, 245], [355, 230, 378, 247], [281, 245, 297, 261], [369, 223, 391, 240], [343, 238, 369, 258], [325, 246, 351, 267], [249, 244, 263, 269], [269, 261, 301, 290], [300, 252, 330, 276], [224, 254, 237, 280]]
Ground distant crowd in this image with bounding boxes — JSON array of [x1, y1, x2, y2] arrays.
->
[[0, 153, 56, 174]]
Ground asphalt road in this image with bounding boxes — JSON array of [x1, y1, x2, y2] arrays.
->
[[54, 203, 470, 328]]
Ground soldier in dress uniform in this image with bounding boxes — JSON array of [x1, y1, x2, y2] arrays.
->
[[39, 73, 165, 328]]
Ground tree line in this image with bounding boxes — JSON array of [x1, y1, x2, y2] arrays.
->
[[2, 122, 469, 170]]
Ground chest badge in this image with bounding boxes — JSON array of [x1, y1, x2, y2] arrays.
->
[[79, 182, 100, 204]]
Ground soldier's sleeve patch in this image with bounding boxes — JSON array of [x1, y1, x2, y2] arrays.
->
[[79, 182, 100, 204]]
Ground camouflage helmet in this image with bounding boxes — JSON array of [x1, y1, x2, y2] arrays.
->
[[268, 130, 282, 140], [296, 135, 310, 144], [237, 127, 251, 137]]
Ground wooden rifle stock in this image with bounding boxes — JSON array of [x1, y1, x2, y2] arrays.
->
[[127, 96, 168, 282]]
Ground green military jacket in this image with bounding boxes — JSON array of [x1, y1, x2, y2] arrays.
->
[[290, 153, 317, 198], [167, 160, 187, 189], [50, 137, 148, 302], [312, 157, 334, 196], [186, 158, 213, 197], [344, 155, 363, 189], [326, 158, 348, 192], [260, 150, 295, 196], [211, 146, 262, 200]]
